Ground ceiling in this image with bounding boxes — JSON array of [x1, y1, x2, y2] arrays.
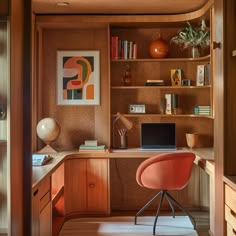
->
[[32, 0, 209, 15]]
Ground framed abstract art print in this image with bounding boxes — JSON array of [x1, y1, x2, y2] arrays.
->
[[57, 50, 100, 105]]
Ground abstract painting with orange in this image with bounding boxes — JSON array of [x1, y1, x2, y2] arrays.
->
[[57, 51, 100, 105]]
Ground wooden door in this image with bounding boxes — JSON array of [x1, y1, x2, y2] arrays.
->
[[87, 159, 109, 213], [64, 159, 87, 214]]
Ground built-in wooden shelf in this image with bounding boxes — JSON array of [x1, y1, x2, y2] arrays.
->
[[111, 113, 213, 119], [111, 85, 211, 89], [111, 55, 210, 62]]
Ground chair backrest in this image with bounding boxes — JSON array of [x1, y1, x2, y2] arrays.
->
[[136, 152, 195, 190]]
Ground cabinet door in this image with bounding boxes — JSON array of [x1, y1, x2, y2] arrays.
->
[[87, 159, 109, 212], [64, 159, 87, 214], [65, 158, 109, 215], [40, 201, 51, 236]]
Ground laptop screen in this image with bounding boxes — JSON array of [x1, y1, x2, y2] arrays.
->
[[141, 123, 176, 150]]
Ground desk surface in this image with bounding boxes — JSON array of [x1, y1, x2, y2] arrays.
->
[[32, 147, 214, 189]]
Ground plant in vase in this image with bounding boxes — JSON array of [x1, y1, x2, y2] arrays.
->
[[170, 20, 210, 58]]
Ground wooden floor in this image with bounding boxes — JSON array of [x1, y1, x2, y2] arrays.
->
[[59, 211, 210, 236]]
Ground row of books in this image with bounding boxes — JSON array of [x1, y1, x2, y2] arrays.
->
[[79, 140, 107, 152], [194, 105, 211, 115], [111, 36, 137, 60]]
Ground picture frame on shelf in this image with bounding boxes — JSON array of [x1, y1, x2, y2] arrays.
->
[[57, 50, 100, 105], [171, 69, 182, 86]]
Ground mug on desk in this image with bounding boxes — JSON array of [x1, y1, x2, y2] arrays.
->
[[186, 133, 199, 148]]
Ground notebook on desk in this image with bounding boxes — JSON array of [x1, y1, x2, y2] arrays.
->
[[141, 123, 176, 150]]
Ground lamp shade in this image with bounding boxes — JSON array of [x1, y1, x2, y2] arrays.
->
[[115, 112, 133, 130]]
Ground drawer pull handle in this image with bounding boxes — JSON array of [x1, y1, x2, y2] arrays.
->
[[89, 183, 95, 188], [231, 209, 236, 218], [33, 189, 39, 196]]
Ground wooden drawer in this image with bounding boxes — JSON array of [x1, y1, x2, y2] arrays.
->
[[40, 192, 50, 212], [39, 176, 51, 200], [226, 221, 236, 236], [225, 184, 236, 213]]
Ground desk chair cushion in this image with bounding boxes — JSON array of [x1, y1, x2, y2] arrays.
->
[[136, 152, 195, 190]]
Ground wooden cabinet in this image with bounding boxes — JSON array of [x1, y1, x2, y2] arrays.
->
[[64, 158, 110, 216], [225, 184, 236, 235], [32, 176, 51, 236], [110, 21, 213, 149]]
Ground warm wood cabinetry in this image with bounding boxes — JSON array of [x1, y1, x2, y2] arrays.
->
[[64, 158, 110, 216], [32, 176, 51, 236]]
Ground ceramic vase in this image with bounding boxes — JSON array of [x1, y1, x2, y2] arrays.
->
[[149, 34, 169, 58], [186, 133, 199, 148]]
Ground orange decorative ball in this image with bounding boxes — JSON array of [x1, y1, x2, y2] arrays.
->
[[149, 35, 169, 58]]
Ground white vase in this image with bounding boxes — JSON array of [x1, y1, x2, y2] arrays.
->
[[192, 46, 200, 58]]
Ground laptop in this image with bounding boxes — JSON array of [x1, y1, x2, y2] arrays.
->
[[141, 123, 176, 150]]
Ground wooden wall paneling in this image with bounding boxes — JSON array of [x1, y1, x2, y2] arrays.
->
[[0, 0, 9, 17], [38, 27, 109, 150], [110, 158, 201, 212], [93, 27, 110, 146], [213, 0, 225, 235]]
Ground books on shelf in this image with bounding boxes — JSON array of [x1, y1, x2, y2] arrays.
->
[[111, 36, 137, 60], [194, 105, 211, 115], [145, 79, 165, 86], [196, 64, 211, 86], [84, 140, 98, 146], [79, 144, 107, 152], [32, 154, 53, 166]]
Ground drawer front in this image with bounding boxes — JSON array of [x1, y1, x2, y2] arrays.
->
[[225, 184, 236, 213], [40, 192, 50, 212], [226, 221, 236, 236], [39, 176, 51, 199]]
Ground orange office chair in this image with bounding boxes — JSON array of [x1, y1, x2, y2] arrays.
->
[[135, 152, 196, 235]]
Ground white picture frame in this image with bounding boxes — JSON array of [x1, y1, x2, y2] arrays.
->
[[57, 50, 100, 105]]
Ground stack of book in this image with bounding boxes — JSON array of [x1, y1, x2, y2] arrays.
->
[[111, 36, 137, 60], [145, 80, 165, 86], [79, 140, 107, 152], [194, 105, 211, 115]]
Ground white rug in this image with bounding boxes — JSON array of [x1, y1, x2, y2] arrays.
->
[[59, 216, 198, 236]]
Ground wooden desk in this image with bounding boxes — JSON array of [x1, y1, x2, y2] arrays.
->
[[32, 147, 214, 235]]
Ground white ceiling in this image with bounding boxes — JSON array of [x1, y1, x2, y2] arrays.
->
[[32, 0, 209, 15]]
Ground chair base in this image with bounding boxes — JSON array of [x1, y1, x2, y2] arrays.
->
[[134, 190, 196, 235]]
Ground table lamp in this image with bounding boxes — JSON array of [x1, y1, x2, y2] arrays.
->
[[112, 112, 133, 148]]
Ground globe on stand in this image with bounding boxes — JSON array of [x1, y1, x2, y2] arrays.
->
[[36, 117, 61, 153]]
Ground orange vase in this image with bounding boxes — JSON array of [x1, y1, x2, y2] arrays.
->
[[149, 35, 169, 58]]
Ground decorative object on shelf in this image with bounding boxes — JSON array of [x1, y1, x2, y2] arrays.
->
[[181, 79, 191, 86], [171, 69, 182, 86], [112, 112, 133, 149], [170, 20, 210, 58], [165, 94, 172, 114], [57, 50, 100, 105], [171, 94, 179, 115], [128, 104, 146, 114], [36, 117, 61, 153], [0, 104, 6, 120], [122, 65, 132, 86], [118, 128, 128, 149], [149, 34, 169, 58], [196, 64, 211, 86], [186, 133, 199, 148]]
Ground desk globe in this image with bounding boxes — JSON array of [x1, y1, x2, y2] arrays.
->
[[36, 117, 61, 153]]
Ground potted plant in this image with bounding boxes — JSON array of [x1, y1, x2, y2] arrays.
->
[[170, 20, 210, 58]]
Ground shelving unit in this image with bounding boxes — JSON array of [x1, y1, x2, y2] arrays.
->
[[110, 18, 213, 149]]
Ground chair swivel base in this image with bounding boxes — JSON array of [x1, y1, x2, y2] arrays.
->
[[134, 190, 196, 235]]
